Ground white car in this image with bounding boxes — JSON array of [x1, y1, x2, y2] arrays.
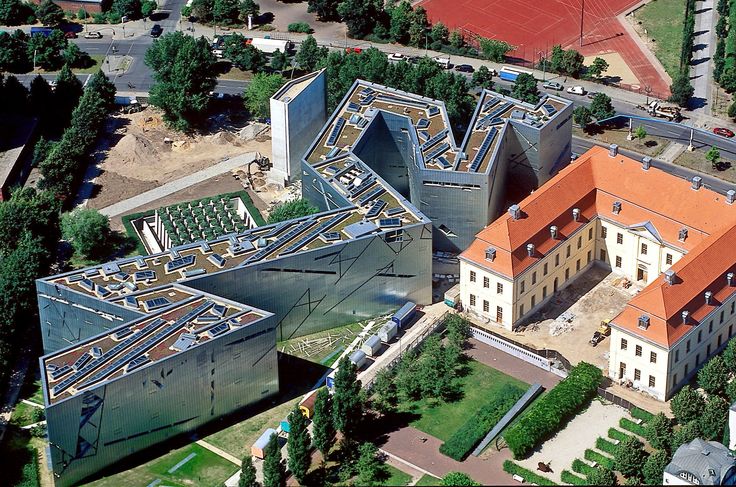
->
[[388, 52, 406, 62], [83, 31, 103, 39], [433, 56, 451, 69], [566, 85, 587, 95]]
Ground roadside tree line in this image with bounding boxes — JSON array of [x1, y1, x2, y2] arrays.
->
[[0, 28, 91, 72]]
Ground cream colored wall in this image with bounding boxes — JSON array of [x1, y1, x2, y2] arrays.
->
[[608, 327, 670, 400], [459, 260, 514, 329]]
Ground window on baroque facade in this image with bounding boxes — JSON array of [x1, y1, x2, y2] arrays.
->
[[520, 303, 524, 315], [649, 375, 655, 388], [543, 263, 548, 276], [666, 253, 673, 265], [566, 245, 571, 257], [621, 338, 627, 350], [615, 256, 622, 268], [634, 369, 641, 381], [470, 294, 476, 307], [709, 321, 713, 333], [483, 300, 489, 312], [635, 344, 642, 357], [497, 282, 503, 294], [675, 349, 679, 362], [650, 351, 657, 363], [483, 276, 489, 288], [565, 268, 570, 280], [588, 228, 593, 240], [531, 294, 536, 307], [601, 226, 607, 238], [720, 311, 725, 324], [496, 306, 503, 322], [617, 233, 623, 244], [542, 286, 547, 299], [641, 243, 648, 255], [576, 260, 580, 271], [587, 250, 591, 264], [532, 272, 537, 285], [520, 280, 525, 293], [555, 254, 559, 266], [577, 236, 582, 249], [686, 340, 691, 353], [698, 330, 702, 343], [470, 270, 476, 282]]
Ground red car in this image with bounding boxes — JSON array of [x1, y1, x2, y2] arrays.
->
[[713, 127, 735, 138], [345, 47, 362, 54], [64, 31, 77, 39]]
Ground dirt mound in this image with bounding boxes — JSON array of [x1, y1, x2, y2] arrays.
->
[[110, 133, 160, 167], [210, 131, 240, 145]]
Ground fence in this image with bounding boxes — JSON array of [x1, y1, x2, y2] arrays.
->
[[597, 388, 637, 411]]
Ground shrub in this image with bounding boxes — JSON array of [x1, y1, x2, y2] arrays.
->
[[620, 417, 647, 437], [614, 436, 647, 479], [288, 22, 312, 33], [630, 407, 655, 423], [503, 362, 602, 459], [502, 460, 558, 486], [561, 470, 587, 485], [440, 384, 524, 460], [584, 449, 614, 469], [608, 428, 631, 443], [572, 458, 597, 477], [596, 437, 618, 456]]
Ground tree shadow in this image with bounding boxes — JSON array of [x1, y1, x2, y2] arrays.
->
[[259, 12, 275, 24]]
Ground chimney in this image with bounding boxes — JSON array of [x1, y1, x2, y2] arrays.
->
[[638, 315, 650, 330], [612, 201, 622, 214], [550, 225, 559, 239], [728, 272, 735, 286], [509, 204, 521, 220], [609, 144, 618, 157], [705, 291, 713, 305], [679, 228, 688, 241], [692, 176, 702, 190], [572, 208, 580, 221], [642, 156, 651, 170], [664, 270, 676, 285], [485, 247, 496, 261], [682, 310, 690, 325], [728, 189, 736, 205], [526, 243, 535, 257]]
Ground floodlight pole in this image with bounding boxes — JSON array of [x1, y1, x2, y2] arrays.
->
[[580, 0, 585, 47]]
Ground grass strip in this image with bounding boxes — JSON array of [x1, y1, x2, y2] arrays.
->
[[502, 460, 558, 486]]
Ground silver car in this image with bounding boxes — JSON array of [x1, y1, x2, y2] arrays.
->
[[543, 81, 563, 91]]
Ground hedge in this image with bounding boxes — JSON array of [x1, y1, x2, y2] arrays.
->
[[679, 0, 697, 71], [18, 448, 39, 487], [572, 458, 597, 477], [585, 449, 614, 469], [608, 428, 631, 443], [630, 407, 655, 423], [502, 460, 558, 486], [561, 470, 587, 485], [596, 437, 618, 456], [503, 362, 602, 459], [440, 384, 524, 460], [620, 417, 647, 437]]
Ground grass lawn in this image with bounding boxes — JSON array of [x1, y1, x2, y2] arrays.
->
[[415, 473, 442, 486], [632, 0, 685, 78], [84, 443, 238, 487], [0, 430, 45, 487], [10, 401, 43, 427], [278, 321, 366, 365], [674, 147, 736, 183], [75, 55, 106, 74], [378, 464, 413, 486], [399, 360, 528, 442]]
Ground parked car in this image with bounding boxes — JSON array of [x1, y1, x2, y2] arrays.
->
[[542, 81, 563, 91], [150, 24, 163, 37], [388, 52, 405, 62], [83, 31, 103, 39], [64, 31, 77, 39], [714, 127, 735, 138], [345, 47, 362, 54], [587, 91, 600, 99], [566, 85, 587, 95], [454, 64, 475, 73], [433, 56, 451, 69]]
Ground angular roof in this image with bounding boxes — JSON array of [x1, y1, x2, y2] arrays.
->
[[665, 439, 736, 485]]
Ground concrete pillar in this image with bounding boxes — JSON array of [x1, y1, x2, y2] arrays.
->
[[729, 402, 736, 450]]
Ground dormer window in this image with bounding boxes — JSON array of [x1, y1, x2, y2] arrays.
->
[[485, 247, 496, 261], [612, 201, 622, 214], [638, 315, 650, 330]]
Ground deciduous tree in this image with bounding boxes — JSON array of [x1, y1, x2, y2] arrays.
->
[[705, 146, 722, 171], [643, 450, 669, 486], [337, 0, 382, 38], [238, 455, 258, 487], [36, 0, 63, 26], [479, 38, 513, 62], [213, 0, 239, 24], [356, 442, 385, 485], [295, 35, 327, 72], [307, 0, 339, 21], [670, 72, 694, 107], [587, 466, 617, 486], [61, 208, 111, 259], [699, 396, 729, 440], [441, 472, 480, 486], [645, 413, 672, 452], [670, 385, 705, 424], [511, 73, 539, 104], [471, 65, 494, 89], [224, 35, 265, 72], [589, 92, 615, 120], [614, 436, 646, 480], [588, 57, 609, 78]]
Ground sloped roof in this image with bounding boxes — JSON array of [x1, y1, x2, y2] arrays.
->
[[665, 439, 736, 485]]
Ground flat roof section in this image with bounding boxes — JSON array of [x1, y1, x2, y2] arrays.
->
[[273, 69, 324, 102]]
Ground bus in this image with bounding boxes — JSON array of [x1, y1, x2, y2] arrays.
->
[[498, 66, 534, 82]]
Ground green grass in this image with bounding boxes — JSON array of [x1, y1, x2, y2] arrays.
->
[[121, 209, 154, 256], [608, 427, 631, 442], [572, 458, 597, 477], [503, 460, 558, 486], [399, 360, 528, 442], [415, 474, 441, 486], [596, 437, 618, 456], [10, 402, 43, 428], [620, 417, 647, 437], [561, 470, 588, 485], [585, 449, 614, 469], [0, 430, 43, 487], [634, 0, 686, 78], [630, 407, 655, 423], [378, 464, 412, 486], [84, 443, 238, 487], [74, 55, 105, 74]]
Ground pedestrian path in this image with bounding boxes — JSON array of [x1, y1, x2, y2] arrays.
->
[[195, 439, 241, 465]]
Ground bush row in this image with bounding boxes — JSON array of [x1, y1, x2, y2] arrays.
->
[[502, 460, 558, 486], [572, 458, 597, 477], [620, 417, 648, 437], [503, 362, 602, 459], [440, 384, 524, 461], [630, 407, 655, 423], [680, 0, 697, 70], [560, 470, 587, 485], [596, 437, 618, 456], [608, 427, 631, 443], [584, 449, 614, 469]]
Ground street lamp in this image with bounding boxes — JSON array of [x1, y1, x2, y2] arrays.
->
[[33, 48, 37, 72], [539, 51, 546, 81]]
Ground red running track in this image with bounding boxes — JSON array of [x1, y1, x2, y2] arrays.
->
[[419, 0, 671, 96]]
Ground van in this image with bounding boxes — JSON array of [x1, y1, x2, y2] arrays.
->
[[433, 56, 451, 69]]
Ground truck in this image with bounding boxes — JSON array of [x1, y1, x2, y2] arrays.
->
[[246, 37, 293, 55], [30, 27, 55, 37], [645, 100, 682, 122], [392, 301, 417, 329], [499, 66, 534, 82]]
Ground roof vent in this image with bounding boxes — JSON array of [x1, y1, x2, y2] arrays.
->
[[679, 228, 688, 241], [664, 270, 676, 285], [638, 315, 650, 330], [612, 201, 622, 215], [572, 208, 580, 221], [550, 225, 559, 239], [728, 189, 736, 205], [508, 204, 521, 220], [728, 272, 735, 286], [485, 247, 496, 261], [705, 291, 713, 305], [609, 144, 618, 157], [642, 156, 651, 170], [692, 176, 702, 190], [526, 243, 535, 257], [682, 310, 690, 325]]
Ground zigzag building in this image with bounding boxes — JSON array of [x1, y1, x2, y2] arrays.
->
[[37, 74, 573, 486]]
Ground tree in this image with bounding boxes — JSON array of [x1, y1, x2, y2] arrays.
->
[[645, 413, 672, 452], [430, 21, 448, 44], [332, 356, 363, 438], [0, 187, 60, 257], [86, 70, 117, 111], [224, 35, 265, 72], [262, 434, 285, 487], [239, 455, 258, 487], [29, 75, 52, 118], [0, 0, 31, 26], [286, 404, 311, 485], [479, 38, 514, 63], [440, 472, 480, 486], [698, 355, 728, 395], [445, 314, 471, 349], [53, 64, 83, 124], [243, 73, 285, 119], [671, 420, 701, 451], [407, 6, 428, 47], [388, 1, 412, 44], [634, 125, 647, 140], [371, 368, 398, 414], [614, 436, 647, 480], [669, 72, 694, 107], [471, 65, 494, 89], [145, 32, 217, 130], [0, 30, 30, 72], [549, 44, 584, 77], [670, 385, 705, 424], [724, 338, 736, 372], [589, 92, 615, 120], [511, 73, 539, 104], [642, 450, 669, 486], [295, 35, 326, 72], [213, 0, 239, 24], [337, 0, 382, 38], [573, 105, 592, 128], [111, 0, 142, 19], [266, 198, 317, 224], [270, 49, 288, 72], [356, 442, 385, 485], [307, 0, 339, 21], [61, 208, 111, 259], [587, 466, 617, 486], [729, 101, 736, 121], [191, 0, 214, 22], [312, 388, 335, 458], [62, 42, 91, 68], [699, 396, 729, 440], [1, 74, 27, 113], [27, 29, 67, 70], [705, 146, 722, 171], [141, 0, 157, 17], [31, 137, 53, 167], [448, 30, 464, 49], [588, 57, 609, 78], [239, 0, 259, 21], [36, 0, 63, 26]]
